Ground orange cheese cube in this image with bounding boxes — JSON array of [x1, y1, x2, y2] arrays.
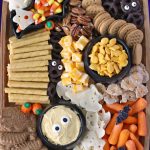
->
[[70, 68, 83, 81], [63, 61, 75, 72], [72, 52, 82, 62]]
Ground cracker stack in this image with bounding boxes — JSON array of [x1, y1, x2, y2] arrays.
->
[[0, 107, 48, 150], [5, 29, 52, 104]]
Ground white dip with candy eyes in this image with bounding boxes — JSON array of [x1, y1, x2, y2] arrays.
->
[[41, 106, 81, 145]]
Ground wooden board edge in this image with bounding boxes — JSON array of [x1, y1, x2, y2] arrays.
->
[[143, 0, 150, 149]]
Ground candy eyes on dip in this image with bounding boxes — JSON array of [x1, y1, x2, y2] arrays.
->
[[41, 106, 81, 145]]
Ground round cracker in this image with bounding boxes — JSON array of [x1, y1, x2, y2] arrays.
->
[[86, 4, 104, 17], [99, 18, 115, 35], [125, 29, 144, 47], [118, 23, 137, 39], [108, 19, 126, 35], [94, 12, 111, 30], [82, 0, 102, 9]]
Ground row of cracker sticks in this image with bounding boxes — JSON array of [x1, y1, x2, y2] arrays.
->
[[0, 107, 47, 150], [5, 29, 52, 104]]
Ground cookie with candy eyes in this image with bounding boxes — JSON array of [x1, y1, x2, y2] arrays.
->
[[120, 0, 141, 14], [48, 60, 64, 82]]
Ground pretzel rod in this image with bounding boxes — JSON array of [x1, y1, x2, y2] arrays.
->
[[9, 60, 49, 69], [8, 72, 49, 78], [9, 29, 48, 43], [10, 45, 52, 54], [10, 50, 51, 60], [8, 66, 48, 72], [8, 81, 48, 89], [10, 34, 50, 49], [8, 93, 49, 101], [10, 55, 52, 63], [5, 88, 47, 95], [13, 99, 50, 104], [8, 77, 49, 82]]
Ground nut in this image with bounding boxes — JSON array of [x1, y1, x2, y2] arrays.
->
[[77, 15, 91, 26], [69, 0, 82, 7], [71, 7, 86, 15]]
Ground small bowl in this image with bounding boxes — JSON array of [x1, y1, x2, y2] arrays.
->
[[83, 36, 132, 84], [37, 101, 86, 150]]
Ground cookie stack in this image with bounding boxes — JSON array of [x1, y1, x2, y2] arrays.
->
[[5, 29, 52, 104], [93, 10, 144, 47], [0, 107, 47, 150]]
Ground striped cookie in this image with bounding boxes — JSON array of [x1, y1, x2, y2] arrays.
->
[[94, 12, 111, 30], [93, 10, 106, 23], [98, 18, 115, 35], [108, 19, 126, 35], [118, 23, 137, 39]]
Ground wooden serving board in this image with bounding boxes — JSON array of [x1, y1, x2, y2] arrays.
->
[[0, 1, 150, 149]]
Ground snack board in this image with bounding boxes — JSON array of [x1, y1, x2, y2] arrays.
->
[[0, 0, 150, 150]]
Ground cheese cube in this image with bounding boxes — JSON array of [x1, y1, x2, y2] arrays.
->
[[75, 36, 89, 51], [59, 35, 72, 47], [79, 73, 89, 86], [63, 62, 75, 72], [61, 77, 72, 86], [76, 62, 85, 72], [72, 52, 82, 62], [61, 50, 72, 60], [61, 72, 70, 79], [70, 68, 83, 81], [66, 46, 76, 53], [72, 84, 85, 93]]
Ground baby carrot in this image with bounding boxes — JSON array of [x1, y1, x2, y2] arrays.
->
[[105, 103, 124, 112], [106, 113, 118, 135], [129, 98, 147, 115], [126, 140, 137, 150], [103, 138, 110, 150], [130, 132, 144, 150], [117, 129, 130, 148], [129, 124, 137, 134], [121, 101, 135, 106], [108, 122, 123, 145], [138, 111, 147, 136], [123, 116, 138, 124], [110, 146, 117, 150], [103, 104, 117, 114]]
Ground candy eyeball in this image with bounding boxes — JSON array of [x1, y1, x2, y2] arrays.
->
[[52, 61, 57, 66], [132, 2, 137, 7], [58, 65, 63, 71], [52, 124, 61, 133], [124, 5, 130, 10], [61, 116, 70, 125]]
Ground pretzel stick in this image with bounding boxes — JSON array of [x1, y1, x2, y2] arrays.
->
[[9, 60, 49, 69], [10, 34, 50, 49], [10, 50, 51, 60], [8, 72, 49, 78], [10, 99, 50, 104], [10, 55, 51, 63], [8, 77, 49, 82], [8, 66, 48, 72], [10, 45, 52, 54], [8, 81, 48, 88], [9, 29, 48, 43], [5, 88, 47, 95], [8, 94, 49, 101]]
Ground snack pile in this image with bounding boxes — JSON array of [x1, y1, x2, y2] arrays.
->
[[3, 0, 149, 149], [89, 38, 128, 77]]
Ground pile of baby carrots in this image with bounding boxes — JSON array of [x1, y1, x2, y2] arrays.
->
[[103, 98, 147, 150]]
